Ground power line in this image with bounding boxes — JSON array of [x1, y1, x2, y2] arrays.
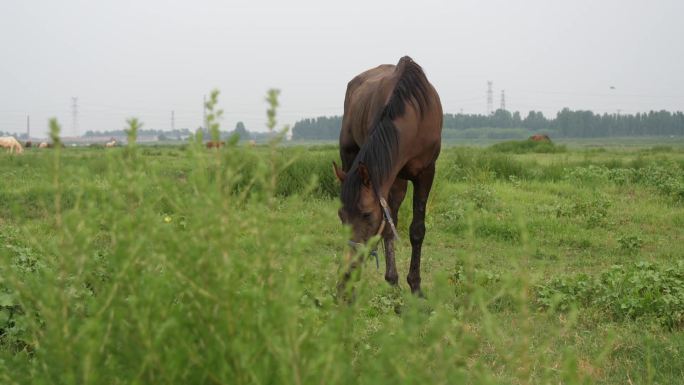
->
[[202, 95, 207, 130], [515, 90, 684, 99], [71, 97, 79, 135], [486, 81, 493, 115]]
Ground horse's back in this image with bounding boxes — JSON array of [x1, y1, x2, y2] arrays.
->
[[341, 64, 398, 149], [344, 64, 395, 102], [339, 58, 442, 177]]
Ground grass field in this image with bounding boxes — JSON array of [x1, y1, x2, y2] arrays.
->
[[1, 139, 684, 384]]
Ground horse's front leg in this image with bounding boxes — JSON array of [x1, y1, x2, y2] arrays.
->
[[407, 164, 435, 294], [384, 178, 407, 285]]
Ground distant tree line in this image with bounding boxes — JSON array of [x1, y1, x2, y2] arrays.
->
[[291, 116, 342, 140], [1, 121, 272, 143], [6, 110, 683, 141], [291, 109, 684, 140], [193, 121, 279, 142], [84, 128, 193, 139], [553, 109, 684, 137], [83, 122, 258, 141]]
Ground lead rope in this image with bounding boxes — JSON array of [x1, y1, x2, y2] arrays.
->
[[372, 219, 386, 269], [376, 196, 399, 271], [379, 197, 400, 241]]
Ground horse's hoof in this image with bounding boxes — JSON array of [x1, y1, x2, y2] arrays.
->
[[384, 274, 399, 286]]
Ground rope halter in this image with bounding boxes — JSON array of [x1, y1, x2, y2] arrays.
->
[[347, 196, 400, 269]]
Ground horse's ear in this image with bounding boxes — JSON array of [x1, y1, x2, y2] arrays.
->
[[332, 161, 346, 183], [358, 162, 371, 187]]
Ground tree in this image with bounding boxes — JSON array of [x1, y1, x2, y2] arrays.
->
[[234, 121, 249, 140]]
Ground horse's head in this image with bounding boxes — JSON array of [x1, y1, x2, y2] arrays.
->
[[333, 161, 385, 245]]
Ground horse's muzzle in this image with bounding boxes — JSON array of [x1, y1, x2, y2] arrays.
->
[[347, 240, 380, 269]]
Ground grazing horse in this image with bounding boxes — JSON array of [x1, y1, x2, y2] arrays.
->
[[206, 141, 225, 149], [529, 134, 551, 142], [105, 139, 117, 148], [0, 136, 24, 154], [38, 142, 49, 148], [333, 56, 442, 294], [25, 141, 33, 148]]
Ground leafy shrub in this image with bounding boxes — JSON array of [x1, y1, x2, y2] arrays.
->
[[646, 145, 673, 153], [0, 226, 44, 351], [440, 148, 529, 182], [617, 234, 644, 253], [635, 164, 684, 201], [441, 127, 541, 141], [463, 184, 497, 210], [555, 194, 612, 228], [606, 168, 635, 185], [275, 149, 339, 198], [564, 165, 611, 184], [536, 262, 684, 328], [474, 217, 521, 243], [435, 199, 467, 234], [564, 163, 684, 201], [488, 140, 567, 154]]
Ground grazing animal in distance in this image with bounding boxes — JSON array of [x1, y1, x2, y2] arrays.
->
[[105, 139, 117, 148], [25, 141, 33, 148], [0, 136, 24, 154], [39, 142, 49, 148], [529, 134, 551, 142], [206, 141, 225, 149], [334, 56, 442, 295]]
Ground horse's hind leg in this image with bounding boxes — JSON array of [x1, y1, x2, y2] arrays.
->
[[384, 178, 407, 285], [407, 163, 435, 294]]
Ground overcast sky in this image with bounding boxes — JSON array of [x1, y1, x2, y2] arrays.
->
[[1, 0, 683, 137]]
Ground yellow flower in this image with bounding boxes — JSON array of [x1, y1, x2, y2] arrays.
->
[[164, 215, 172, 223]]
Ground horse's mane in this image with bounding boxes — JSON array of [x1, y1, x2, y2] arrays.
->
[[341, 56, 431, 213]]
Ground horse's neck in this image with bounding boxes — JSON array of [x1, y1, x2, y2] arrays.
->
[[377, 148, 406, 200]]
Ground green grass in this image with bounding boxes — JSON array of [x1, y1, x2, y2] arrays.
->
[[1, 141, 683, 384], [488, 139, 567, 154]]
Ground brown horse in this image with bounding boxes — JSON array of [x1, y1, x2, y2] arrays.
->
[[333, 56, 442, 294], [206, 141, 225, 149], [529, 134, 551, 142]]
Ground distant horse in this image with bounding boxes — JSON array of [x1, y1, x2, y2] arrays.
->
[[38, 142, 49, 148], [0, 136, 24, 154], [25, 141, 32, 148], [105, 139, 117, 148], [333, 56, 442, 294], [529, 134, 551, 142], [206, 141, 225, 149]]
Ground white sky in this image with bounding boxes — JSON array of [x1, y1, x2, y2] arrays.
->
[[1, 0, 683, 137]]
